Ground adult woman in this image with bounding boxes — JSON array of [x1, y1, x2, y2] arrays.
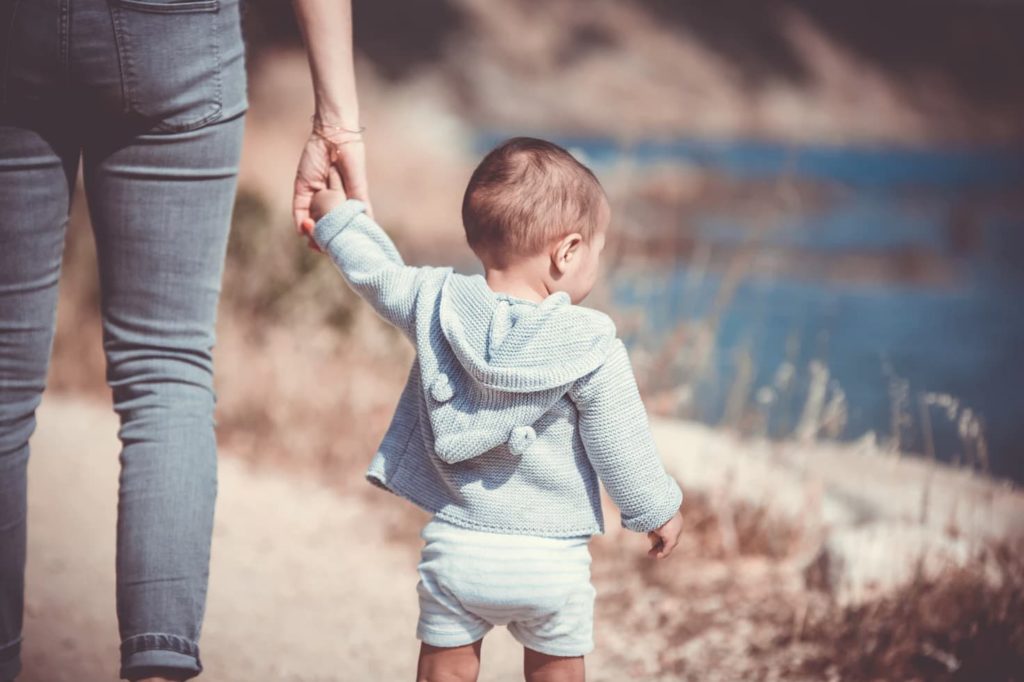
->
[[0, 0, 366, 679]]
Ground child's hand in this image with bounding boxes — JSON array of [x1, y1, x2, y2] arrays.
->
[[647, 510, 683, 559], [302, 166, 348, 238]]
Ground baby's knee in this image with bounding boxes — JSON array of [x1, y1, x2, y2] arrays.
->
[[416, 642, 482, 682], [416, 662, 480, 682], [417, 671, 478, 682], [523, 649, 585, 682]]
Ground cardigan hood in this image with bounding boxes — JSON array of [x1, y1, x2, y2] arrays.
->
[[312, 199, 683, 537], [425, 273, 617, 463]]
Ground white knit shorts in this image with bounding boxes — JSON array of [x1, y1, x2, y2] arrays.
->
[[415, 517, 596, 657]]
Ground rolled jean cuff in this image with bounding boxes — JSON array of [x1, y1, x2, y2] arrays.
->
[[0, 636, 21, 681], [120, 633, 202, 680]]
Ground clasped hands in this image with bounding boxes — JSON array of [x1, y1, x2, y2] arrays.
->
[[293, 126, 370, 249]]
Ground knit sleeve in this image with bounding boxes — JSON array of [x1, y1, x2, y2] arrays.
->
[[312, 199, 428, 338], [569, 340, 683, 533]]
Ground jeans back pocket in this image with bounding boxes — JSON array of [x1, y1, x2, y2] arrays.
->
[[108, 0, 223, 132]]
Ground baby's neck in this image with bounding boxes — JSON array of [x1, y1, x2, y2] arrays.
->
[[484, 268, 548, 303]]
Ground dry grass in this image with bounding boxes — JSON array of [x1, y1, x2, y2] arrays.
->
[[590, 491, 1024, 681], [793, 545, 1024, 682]]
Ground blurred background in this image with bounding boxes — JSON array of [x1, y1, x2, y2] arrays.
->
[[40, 0, 1024, 679]]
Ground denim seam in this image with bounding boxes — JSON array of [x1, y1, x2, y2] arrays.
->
[[0, 635, 21, 657], [148, 0, 223, 132], [108, 1, 224, 133], [59, 0, 69, 72], [0, 0, 22, 106], [149, 2, 223, 134], [108, 3, 134, 116], [116, 0, 218, 14], [196, 0, 224, 130], [120, 633, 200, 660]]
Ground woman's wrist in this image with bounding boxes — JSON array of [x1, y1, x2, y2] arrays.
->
[[312, 115, 363, 135], [313, 93, 360, 130], [314, 110, 358, 129], [310, 116, 364, 151]]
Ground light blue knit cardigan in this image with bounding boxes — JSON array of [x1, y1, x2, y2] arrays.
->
[[313, 200, 682, 537]]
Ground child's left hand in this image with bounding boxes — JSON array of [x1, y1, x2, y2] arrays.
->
[[647, 510, 683, 559], [301, 166, 348, 245]]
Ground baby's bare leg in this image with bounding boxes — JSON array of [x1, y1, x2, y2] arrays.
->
[[416, 640, 483, 682], [523, 649, 585, 682]]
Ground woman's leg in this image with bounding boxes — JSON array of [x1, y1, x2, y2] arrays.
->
[[82, 111, 245, 680], [0, 116, 80, 682], [523, 649, 585, 682], [417, 641, 484, 682]]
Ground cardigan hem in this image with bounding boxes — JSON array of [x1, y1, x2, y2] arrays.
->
[[365, 471, 604, 539]]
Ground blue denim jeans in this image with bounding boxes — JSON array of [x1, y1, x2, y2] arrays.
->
[[0, 0, 246, 678]]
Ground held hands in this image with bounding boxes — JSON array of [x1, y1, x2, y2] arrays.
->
[[293, 127, 371, 230], [299, 166, 348, 245], [294, 123, 371, 248], [647, 510, 683, 559], [310, 167, 348, 222]]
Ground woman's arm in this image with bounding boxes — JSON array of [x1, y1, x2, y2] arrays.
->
[[291, 0, 372, 234]]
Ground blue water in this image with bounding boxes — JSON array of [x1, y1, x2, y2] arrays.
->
[[477, 133, 1024, 189], [615, 264, 1024, 480], [476, 134, 1024, 481]]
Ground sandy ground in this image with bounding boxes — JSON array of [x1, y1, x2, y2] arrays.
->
[[19, 396, 1024, 681], [20, 396, 540, 681]]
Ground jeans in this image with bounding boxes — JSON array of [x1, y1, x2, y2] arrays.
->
[[0, 0, 247, 678]]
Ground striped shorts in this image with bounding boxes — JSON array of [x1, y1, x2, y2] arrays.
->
[[415, 517, 596, 657]]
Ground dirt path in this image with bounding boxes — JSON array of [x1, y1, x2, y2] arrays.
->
[[20, 396, 538, 681], [21, 396, 1023, 681]]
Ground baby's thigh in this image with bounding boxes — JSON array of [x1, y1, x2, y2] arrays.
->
[[506, 580, 596, 658], [417, 562, 494, 649], [419, 520, 594, 639], [457, 577, 580, 626], [450, 546, 592, 625]]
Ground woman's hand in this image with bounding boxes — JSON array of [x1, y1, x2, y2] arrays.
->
[[293, 133, 333, 235], [291, 0, 368, 242], [293, 130, 371, 227], [293, 129, 372, 248]]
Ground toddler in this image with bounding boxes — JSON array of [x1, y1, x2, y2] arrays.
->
[[305, 137, 683, 682]]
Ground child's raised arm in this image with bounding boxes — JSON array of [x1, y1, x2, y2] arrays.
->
[[569, 340, 684, 557], [308, 186, 433, 338]]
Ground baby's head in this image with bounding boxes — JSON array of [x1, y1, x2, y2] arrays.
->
[[462, 137, 609, 304]]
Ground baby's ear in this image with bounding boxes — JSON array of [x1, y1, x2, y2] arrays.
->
[[553, 233, 583, 273]]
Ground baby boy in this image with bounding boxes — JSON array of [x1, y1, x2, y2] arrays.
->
[[305, 137, 683, 682]]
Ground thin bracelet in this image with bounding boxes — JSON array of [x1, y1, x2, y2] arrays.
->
[[312, 128, 365, 146], [311, 115, 365, 135]]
